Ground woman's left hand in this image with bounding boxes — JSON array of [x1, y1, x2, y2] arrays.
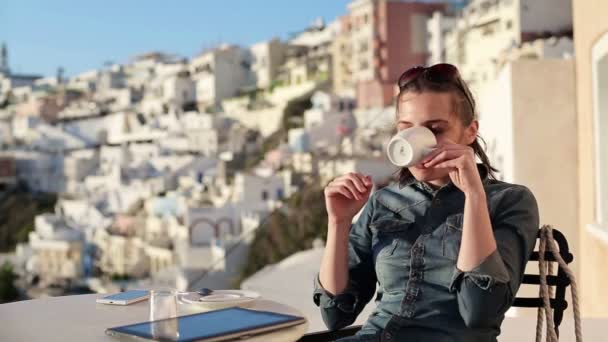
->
[[420, 141, 484, 196]]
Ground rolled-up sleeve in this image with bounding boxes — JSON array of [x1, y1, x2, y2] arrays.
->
[[448, 186, 539, 328], [313, 198, 377, 331]]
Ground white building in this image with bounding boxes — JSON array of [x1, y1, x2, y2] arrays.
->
[[124, 51, 182, 92], [140, 69, 195, 115], [279, 19, 337, 86], [63, 149, 99, 193], [307, 111, 357, 154], [68, 69, 100, 93], [128, 143, 160, 165], [12, 150, 65, 193], [427, 11, 458, 65], [443, 0, 573, 92], [185, 129, 218, 156], [190, 45, 254, 110], [145, 244, 174, 276], [249, 38, 287, 89], [230, 171, 285, 206], [60, 111, 127, 145], [94, 228, 149, 277], [56, 198, 111, 240], [291, 152, 317, 175], [57, 100, 104, 120], [12, 115, 40, 141], [478, 59, 578, 296], [26, 214, 85, 284], [288, 128, 310, 153], [97, 66, 126, 92]]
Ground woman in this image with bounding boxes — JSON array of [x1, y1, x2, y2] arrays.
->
[[314, 64, 539, 342]]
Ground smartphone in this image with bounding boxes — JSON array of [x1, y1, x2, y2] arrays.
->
[[96, 290, 150, 305]]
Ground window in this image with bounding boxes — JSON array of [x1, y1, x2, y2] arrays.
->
[[359, 41, 368, 52], [506, 20, 513, 30], [591, 31, 608, 233]]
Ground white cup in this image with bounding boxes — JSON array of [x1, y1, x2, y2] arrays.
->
[[386, 126, 437, 167]]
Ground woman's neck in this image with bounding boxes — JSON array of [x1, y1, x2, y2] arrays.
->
[[426, 176, 451, 189]]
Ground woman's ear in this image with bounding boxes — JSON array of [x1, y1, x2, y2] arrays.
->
[[465, 120, 479, 145]]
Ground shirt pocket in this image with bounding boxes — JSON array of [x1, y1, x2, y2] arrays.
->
[[442, 213, 463, 260], [370, 218, 413, 291], [370, 218, 412, 257]]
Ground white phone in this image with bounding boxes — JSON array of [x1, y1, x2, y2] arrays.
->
[[96, 290, 150, 305]]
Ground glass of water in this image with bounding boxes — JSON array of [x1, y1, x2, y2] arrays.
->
[[149, 289, 179, 340]]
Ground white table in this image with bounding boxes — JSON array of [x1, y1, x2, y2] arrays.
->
[[0, 294, 308, 342]]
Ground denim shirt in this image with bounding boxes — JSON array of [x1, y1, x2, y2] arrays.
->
[[313, 165, 539, 342]]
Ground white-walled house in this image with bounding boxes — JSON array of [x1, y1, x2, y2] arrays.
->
[[190, 45, 254, 110], [26, 214, 85, 284], [12, 115, 40, 141], [140, 69, 195, 115], [94, 228, 149, 277], [443, 0, 572, 92], [249, 38, 287, 89], [279, 19, 337, 85], [128, 143, 160, 165], [11, 150, 65, 193], [55, 198, 111, 240], [288, 128, 311, 153], [185, 129, 218, 156], [67, 69, 100, 93], [426, 11, 458, 65], [306, 111, 357, 154], [63, 149, 99, 194], [230, 171, 285, 206]]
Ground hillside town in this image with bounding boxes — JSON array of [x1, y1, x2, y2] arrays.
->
[[0, 0, 577, 317]]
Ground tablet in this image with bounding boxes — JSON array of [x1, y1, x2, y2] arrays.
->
[[105, 307, 306, 342]]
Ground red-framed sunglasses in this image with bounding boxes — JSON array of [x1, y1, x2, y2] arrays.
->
[[397, 63, 474, 111]]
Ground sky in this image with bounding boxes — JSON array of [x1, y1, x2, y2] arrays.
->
[[0, 0, 352, 77]]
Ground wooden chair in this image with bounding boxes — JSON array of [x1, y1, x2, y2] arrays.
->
[[299, 228, 574, 342]]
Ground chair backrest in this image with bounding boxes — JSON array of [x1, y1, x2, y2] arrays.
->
[[513, 229, 574, 333], [299, 228, 575, 342], [511, 228, 574, 337]]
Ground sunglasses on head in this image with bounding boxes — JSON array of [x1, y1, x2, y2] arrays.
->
[[397, 63, 474, 111]]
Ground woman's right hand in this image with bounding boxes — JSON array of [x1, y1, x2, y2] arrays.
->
[[324, 173, 373, 227]]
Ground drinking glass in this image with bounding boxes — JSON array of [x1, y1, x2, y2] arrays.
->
[[149, 289, 179, 340]]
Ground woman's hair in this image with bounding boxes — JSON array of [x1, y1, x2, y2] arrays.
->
[[395, 71, 498, 183]]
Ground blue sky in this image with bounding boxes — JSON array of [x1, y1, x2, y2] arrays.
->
[[0, 0, 352, 77]]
